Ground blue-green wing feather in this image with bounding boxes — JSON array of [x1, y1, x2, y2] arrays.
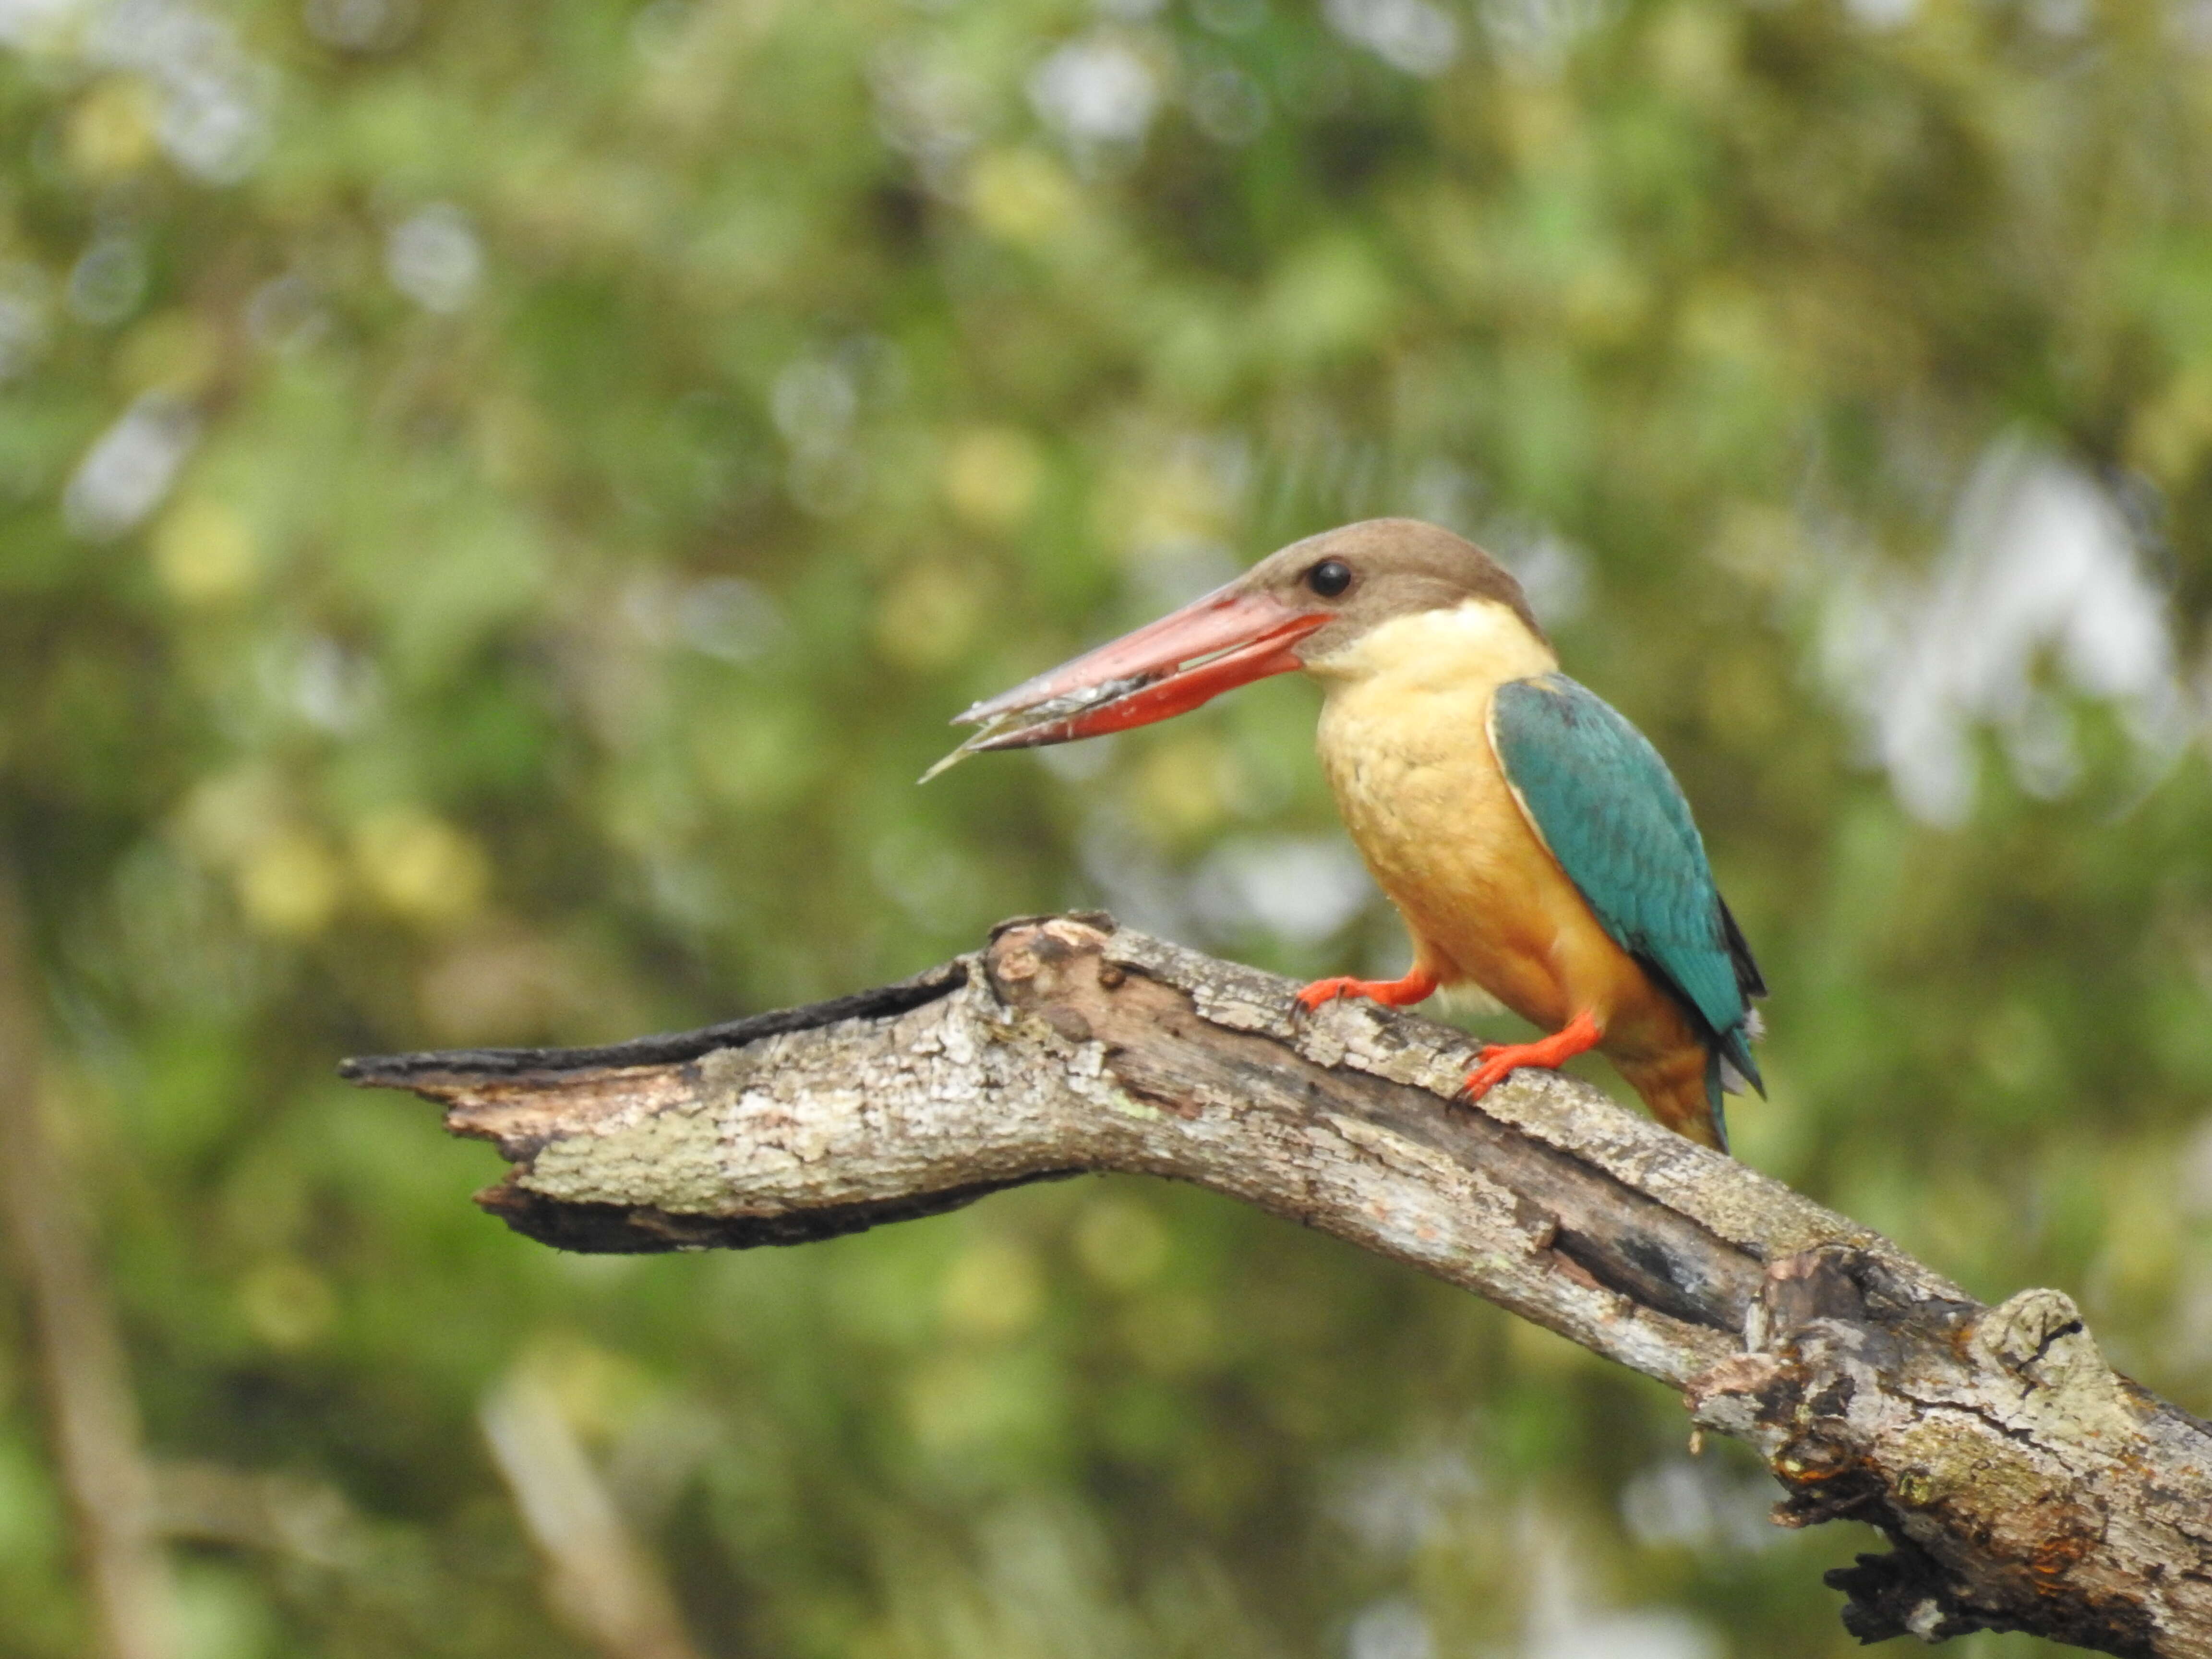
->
[[1490, 674, 1764, 1141]]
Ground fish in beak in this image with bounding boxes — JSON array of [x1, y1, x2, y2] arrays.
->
[[921, 579, 1328, 781]]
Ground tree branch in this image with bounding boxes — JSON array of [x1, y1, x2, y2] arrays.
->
[[345, 915, 2212, 1658]]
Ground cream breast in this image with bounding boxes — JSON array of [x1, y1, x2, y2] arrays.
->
[[1306, 598, 1559, 836], [1305, 599, 1567, 987]]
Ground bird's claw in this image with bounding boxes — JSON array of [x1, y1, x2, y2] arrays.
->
[[1456, 1012, 1604, 1103], [1293, 976, 1363, 1012], [1292, 965, 1442, 1015], [1460, 1045, 1521, 1102]]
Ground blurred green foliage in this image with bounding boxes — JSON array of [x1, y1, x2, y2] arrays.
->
[[0, 0, 2207, 1651]]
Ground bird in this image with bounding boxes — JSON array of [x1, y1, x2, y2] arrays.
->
[[929, 518, 1765, 1152]]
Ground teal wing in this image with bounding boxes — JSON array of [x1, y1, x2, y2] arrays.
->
[[1489, 674, 1764, 1139]]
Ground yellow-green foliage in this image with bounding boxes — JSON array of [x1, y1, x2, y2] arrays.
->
[[0, 0, 2207, 1652]]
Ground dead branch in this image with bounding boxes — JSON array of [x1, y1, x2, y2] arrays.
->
[[344, 914, 2212, 1658]]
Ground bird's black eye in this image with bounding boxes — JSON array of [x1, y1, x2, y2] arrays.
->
[[1305, 558, 1352, 599]]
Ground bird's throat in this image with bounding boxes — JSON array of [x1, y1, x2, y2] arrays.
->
[[1301, 598, 1558, 696]]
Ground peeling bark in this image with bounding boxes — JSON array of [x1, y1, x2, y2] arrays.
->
[[345, 915, 2212, 1658]]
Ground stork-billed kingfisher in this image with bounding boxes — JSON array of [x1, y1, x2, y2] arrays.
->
[[934, 518, 1766, 1152]]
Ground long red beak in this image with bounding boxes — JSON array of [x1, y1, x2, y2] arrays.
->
[[923, 583, 1324, 780]]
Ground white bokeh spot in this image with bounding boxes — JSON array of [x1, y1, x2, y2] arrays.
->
[[1823, 435, 2188, 825], [1029, 35, 1160, 147], [386, 204, 485, 313]]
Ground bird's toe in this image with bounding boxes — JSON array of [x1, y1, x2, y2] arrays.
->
[[1293, 977, 1356, 1012], [1461, 1052, 1518, 1100]]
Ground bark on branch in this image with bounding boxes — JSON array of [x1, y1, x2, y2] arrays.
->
[[344, 914, 2212, 1658]]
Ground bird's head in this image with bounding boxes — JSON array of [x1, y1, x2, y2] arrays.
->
[[926, 518, 1543, 776]]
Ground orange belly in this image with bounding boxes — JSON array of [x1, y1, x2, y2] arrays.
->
[[1325, 725, 1685, 1051], [1310, 614, 1717, 1143], [1350, 785, 1716, 1143]]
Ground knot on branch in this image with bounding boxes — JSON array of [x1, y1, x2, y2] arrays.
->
[[1687, 1246, 2165, 1655]]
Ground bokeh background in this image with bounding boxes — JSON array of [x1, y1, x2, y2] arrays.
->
[[0, 0, 2207, 1652]]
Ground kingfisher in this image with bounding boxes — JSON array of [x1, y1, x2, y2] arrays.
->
[[930, 518, 1765, 1151]]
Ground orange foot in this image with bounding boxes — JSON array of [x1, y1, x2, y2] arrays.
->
[[1463, 1009, 1603, 1101], [1293, 963, 1441, 1013]]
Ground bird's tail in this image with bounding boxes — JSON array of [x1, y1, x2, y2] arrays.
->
[[1702, 1018, 1768, 1154], [1701, 1049, 1731, 1155], [1716, 1021, 1765, 1100]]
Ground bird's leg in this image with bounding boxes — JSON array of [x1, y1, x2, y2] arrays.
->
[[1293, 963, 1441, 1012], [1461, 1010, 1603, 1101]]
